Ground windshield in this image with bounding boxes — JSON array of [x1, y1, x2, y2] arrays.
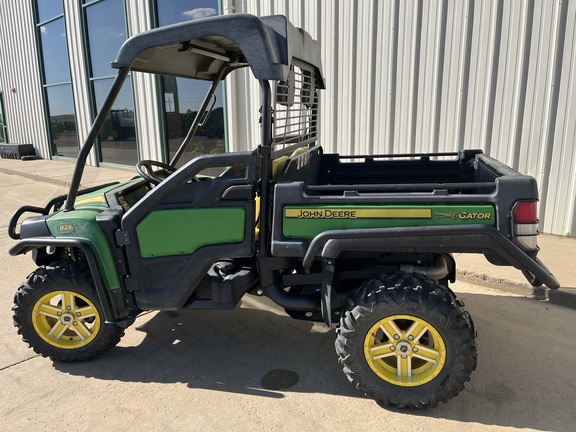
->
[[161, 76, 226, 167]]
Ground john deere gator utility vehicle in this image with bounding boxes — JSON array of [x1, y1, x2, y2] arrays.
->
[[9, 14, 559, 409]]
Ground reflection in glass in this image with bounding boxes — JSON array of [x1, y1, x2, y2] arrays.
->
[[157, 0, 225, 166], [93, 77, 137, 165], [157, 0, 218, 26], [40, 18, 71, 84], [85, 0, 136, 166], [85, 0, 126, 78], [37, 0, 64, 23], [162, 77, 225, 166], [46, 85, 78, 158]]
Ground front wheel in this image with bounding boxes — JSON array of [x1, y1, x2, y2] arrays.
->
[[13, 263, 125, 362], [336, 273, 477, 409]]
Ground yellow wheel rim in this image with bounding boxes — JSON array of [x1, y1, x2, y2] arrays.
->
[[32, 290, 101, 349], [364, 314, 446, 387]]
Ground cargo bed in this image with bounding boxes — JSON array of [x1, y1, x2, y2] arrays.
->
[[270, 146, 558, 289]]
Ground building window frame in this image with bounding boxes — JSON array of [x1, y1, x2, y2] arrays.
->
[[0, 93, 8, 143], [152, 0, 228, 166], [81, 0, 140, 167], [33, 1, 79, 159]]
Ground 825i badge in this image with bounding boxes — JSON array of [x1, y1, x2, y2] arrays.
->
[[58, 224, 75, 234]]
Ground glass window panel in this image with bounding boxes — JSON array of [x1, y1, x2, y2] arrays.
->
[[157, 0, 218, 27], [37, 0, 64, 23], [40, 18, 71, 84], [163, 77, 225, 166], [157, 0, 225, 166], [85, 0, 127, 78], [93, 77, 137, 165], [46, 84, 78, 158]]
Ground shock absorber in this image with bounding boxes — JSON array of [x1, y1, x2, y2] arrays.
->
[[74, 248, 89, 271]]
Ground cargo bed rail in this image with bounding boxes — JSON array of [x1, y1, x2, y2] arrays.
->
[[303, 182, 497, 194]]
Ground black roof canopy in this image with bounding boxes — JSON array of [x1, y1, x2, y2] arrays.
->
[[111, 13, 324, 86]]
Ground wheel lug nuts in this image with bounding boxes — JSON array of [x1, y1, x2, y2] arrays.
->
[[408, 335, 414, 341], [394, 335, 400, 340], [76, 312, 81, 317], [57, 312, 62, 316], [413, 347, 418, 352], [73, 322, 78, 326], [66, 306, 71, 310], [401, 354, 407, 359], [390, 346, 396, 351]]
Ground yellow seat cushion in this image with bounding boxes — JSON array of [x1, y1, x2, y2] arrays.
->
[[254, 155, 293, 239]]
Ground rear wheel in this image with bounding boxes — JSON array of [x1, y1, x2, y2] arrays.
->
[[13, 262, 124, 362], [336, 273, 477, 409]]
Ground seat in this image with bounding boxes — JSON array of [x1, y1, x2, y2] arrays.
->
[[255, 155, 291, 239]]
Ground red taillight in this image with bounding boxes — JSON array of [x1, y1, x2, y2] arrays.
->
[[513, 201, 538, 224]]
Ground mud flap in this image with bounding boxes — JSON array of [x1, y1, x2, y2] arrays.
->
[[321, 258, 335, 326]]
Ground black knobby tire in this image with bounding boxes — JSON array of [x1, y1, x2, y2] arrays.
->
[[335, 272, 477, 409], [13, 262, 125, 362]]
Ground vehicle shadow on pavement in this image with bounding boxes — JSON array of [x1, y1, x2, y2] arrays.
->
[[54, 293, 576, 430], [55, 299, 361, 400]]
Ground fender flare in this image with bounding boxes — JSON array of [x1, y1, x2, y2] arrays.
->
[[302, 225, 560, 289], [9, 238, 119, 322]]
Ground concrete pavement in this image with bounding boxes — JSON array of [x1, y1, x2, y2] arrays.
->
[[1, 157, 576, 430], [1, 156, 575, 308]]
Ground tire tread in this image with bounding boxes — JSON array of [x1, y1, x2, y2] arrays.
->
[[335, 272, 477, 409], [13, 261, 125, 362]]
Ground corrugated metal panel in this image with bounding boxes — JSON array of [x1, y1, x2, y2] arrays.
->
[[64, 0, 95, 165], [0, 0, 49, 157], [125, 0, 163, 162], [230, 0, 576, 236], [541, 0, 576, 236]]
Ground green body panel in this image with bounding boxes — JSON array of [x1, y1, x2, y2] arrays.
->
[[137, 207, 246, 258], [73, 179, 140, 209], [46, 209, 121, 290], [282, 205, 495, 238], [73, 185, 115, 208]]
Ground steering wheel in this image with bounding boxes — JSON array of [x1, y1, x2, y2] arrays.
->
[[136, 160, 177, 185]]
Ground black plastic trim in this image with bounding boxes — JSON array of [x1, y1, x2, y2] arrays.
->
[[300, 225, 560, 289], [8, 182, 121, 240], [9, 209, 49, 240]]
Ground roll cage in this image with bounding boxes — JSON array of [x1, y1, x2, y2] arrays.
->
[[64, 13, 325, 218]]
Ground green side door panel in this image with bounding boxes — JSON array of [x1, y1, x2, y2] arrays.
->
[[136, 207, 246, 258]]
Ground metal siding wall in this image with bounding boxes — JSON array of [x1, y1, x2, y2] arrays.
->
[[319, 0, 338, 153], [125, 0, 163, 162], [224, 1, 263, 151], [0, 1, 50, 158], [542, 0, 576, 236], [64, 0, 96, 165], [230, 0, 576, 236]]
